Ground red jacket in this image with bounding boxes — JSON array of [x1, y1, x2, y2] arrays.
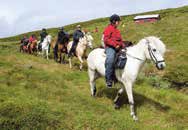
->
[[29, 36, 36, 43], [103, 24, 124, 48]]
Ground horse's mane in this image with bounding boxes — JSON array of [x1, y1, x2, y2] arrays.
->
[[127, 36, 166, 55]]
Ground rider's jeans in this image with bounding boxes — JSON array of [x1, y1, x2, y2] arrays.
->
[[68, 40, 78, 56], [105, 47, 116, 83]]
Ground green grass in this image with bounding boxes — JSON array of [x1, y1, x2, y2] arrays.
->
[[0, 6, 187, 130]]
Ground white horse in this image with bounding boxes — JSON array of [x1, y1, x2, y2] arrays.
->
[[87, 36, 166, 121], [67, 33, 93, 70], [41, 35, 52, 60]]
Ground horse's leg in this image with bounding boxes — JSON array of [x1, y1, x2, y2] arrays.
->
[[46, 49, 48, 60], [29, 45, 32, 54], [31, 46, 34, 54], [114, 87, 125, 109], [20, 45, 22, 52], [69, 58, 72, 68], [31, 47, 33, 54], [54, 49, 58, 62], [42, 49, 45, 58], [78, 56, 83, 70], [57, 51, 62, 63], [88, 68, 97, 96], [60, 52, 62, 64], [62, 53, 65, 64], [29, 45, 31, 54], [123, 81, 138, 121]]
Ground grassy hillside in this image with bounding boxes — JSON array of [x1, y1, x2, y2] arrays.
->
[[0, 6, 187, 129]]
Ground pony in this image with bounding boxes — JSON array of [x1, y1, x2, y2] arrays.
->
[[41, 35, 52, 60], [51, 34, 70, 63], [87, 36, 166, 121], [67, 33, 93, 70]]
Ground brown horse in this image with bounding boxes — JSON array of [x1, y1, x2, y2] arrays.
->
[[52, 34, 70, 63], [28, 40, 38, 54]]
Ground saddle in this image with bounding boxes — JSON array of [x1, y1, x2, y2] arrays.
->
[[114, 40, 134, 69], [115, 49, 127, 69]]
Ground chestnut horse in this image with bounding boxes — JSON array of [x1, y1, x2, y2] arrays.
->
[[28, 40, 38, 54]]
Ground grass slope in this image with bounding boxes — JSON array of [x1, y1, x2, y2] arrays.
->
[[0, 6, 188, 130]]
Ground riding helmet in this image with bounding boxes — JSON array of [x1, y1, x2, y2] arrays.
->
[[110, 14, 121, 23], [42, 28, 46, 31], [59, 27, 64, 30], [77, 25, 81, 28]]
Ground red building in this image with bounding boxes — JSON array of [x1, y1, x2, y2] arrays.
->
[[134, 14, 160, 24]]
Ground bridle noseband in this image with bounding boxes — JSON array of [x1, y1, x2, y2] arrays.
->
[[145, 39, 165, 65]]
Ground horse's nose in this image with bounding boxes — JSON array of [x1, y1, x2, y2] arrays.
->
[[159, 63, 165, 70], [160, 64, 164, 70], [89, 45, 93, 49], [157, 62, 165, 70]]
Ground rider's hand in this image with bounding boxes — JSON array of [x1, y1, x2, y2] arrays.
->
[[115, 45, 120, 50]]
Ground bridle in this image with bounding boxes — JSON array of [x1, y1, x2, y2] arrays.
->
[[145, 39, 165, 65], [126, 39, 165, 65]]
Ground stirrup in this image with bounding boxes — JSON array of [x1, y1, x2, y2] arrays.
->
[[106, 81, 113, 88]]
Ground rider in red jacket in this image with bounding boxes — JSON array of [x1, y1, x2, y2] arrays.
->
[[103, 23, 124, 49], [103, 14, 125, 88], [29, 34, 36, 43], [28, 34, 37, 48]]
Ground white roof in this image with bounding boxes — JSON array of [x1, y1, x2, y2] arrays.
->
[[134, 14, 160, 20]]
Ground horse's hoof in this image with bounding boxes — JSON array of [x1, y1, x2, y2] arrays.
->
[[91, 94, 96, 97], [133, 116, 138, 121], [114, 103, 120, 110]]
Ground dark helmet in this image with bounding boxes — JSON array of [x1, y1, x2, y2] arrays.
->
[[110, 14, 121, 23], [42, 28, 46, 31], [59, 27, 64, 30]]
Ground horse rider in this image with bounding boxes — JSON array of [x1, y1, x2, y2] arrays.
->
[[54, 27, 69, 60], [39, 28, 48, 51], [68, 25, 84, 57], [20, 35, 29, 48], [103, 14, 125, 88], [28, 34, 37, 48]]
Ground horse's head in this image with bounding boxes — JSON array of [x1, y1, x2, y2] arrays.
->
[[144, 36, 166, 70], [85, 33, 93, 49]]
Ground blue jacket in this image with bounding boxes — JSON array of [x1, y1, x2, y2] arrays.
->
[[40, 31, 48, 42], [73, 30, 84, 41]]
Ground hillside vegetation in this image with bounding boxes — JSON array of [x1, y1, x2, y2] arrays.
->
[[0, 6, 187, 129]]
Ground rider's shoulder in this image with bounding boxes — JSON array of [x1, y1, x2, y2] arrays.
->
[[104, 24, 114, 33]]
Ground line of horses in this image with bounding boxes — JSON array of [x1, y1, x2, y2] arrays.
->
[[20, 34, 167, 121], [20, 33, 94, 70]]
